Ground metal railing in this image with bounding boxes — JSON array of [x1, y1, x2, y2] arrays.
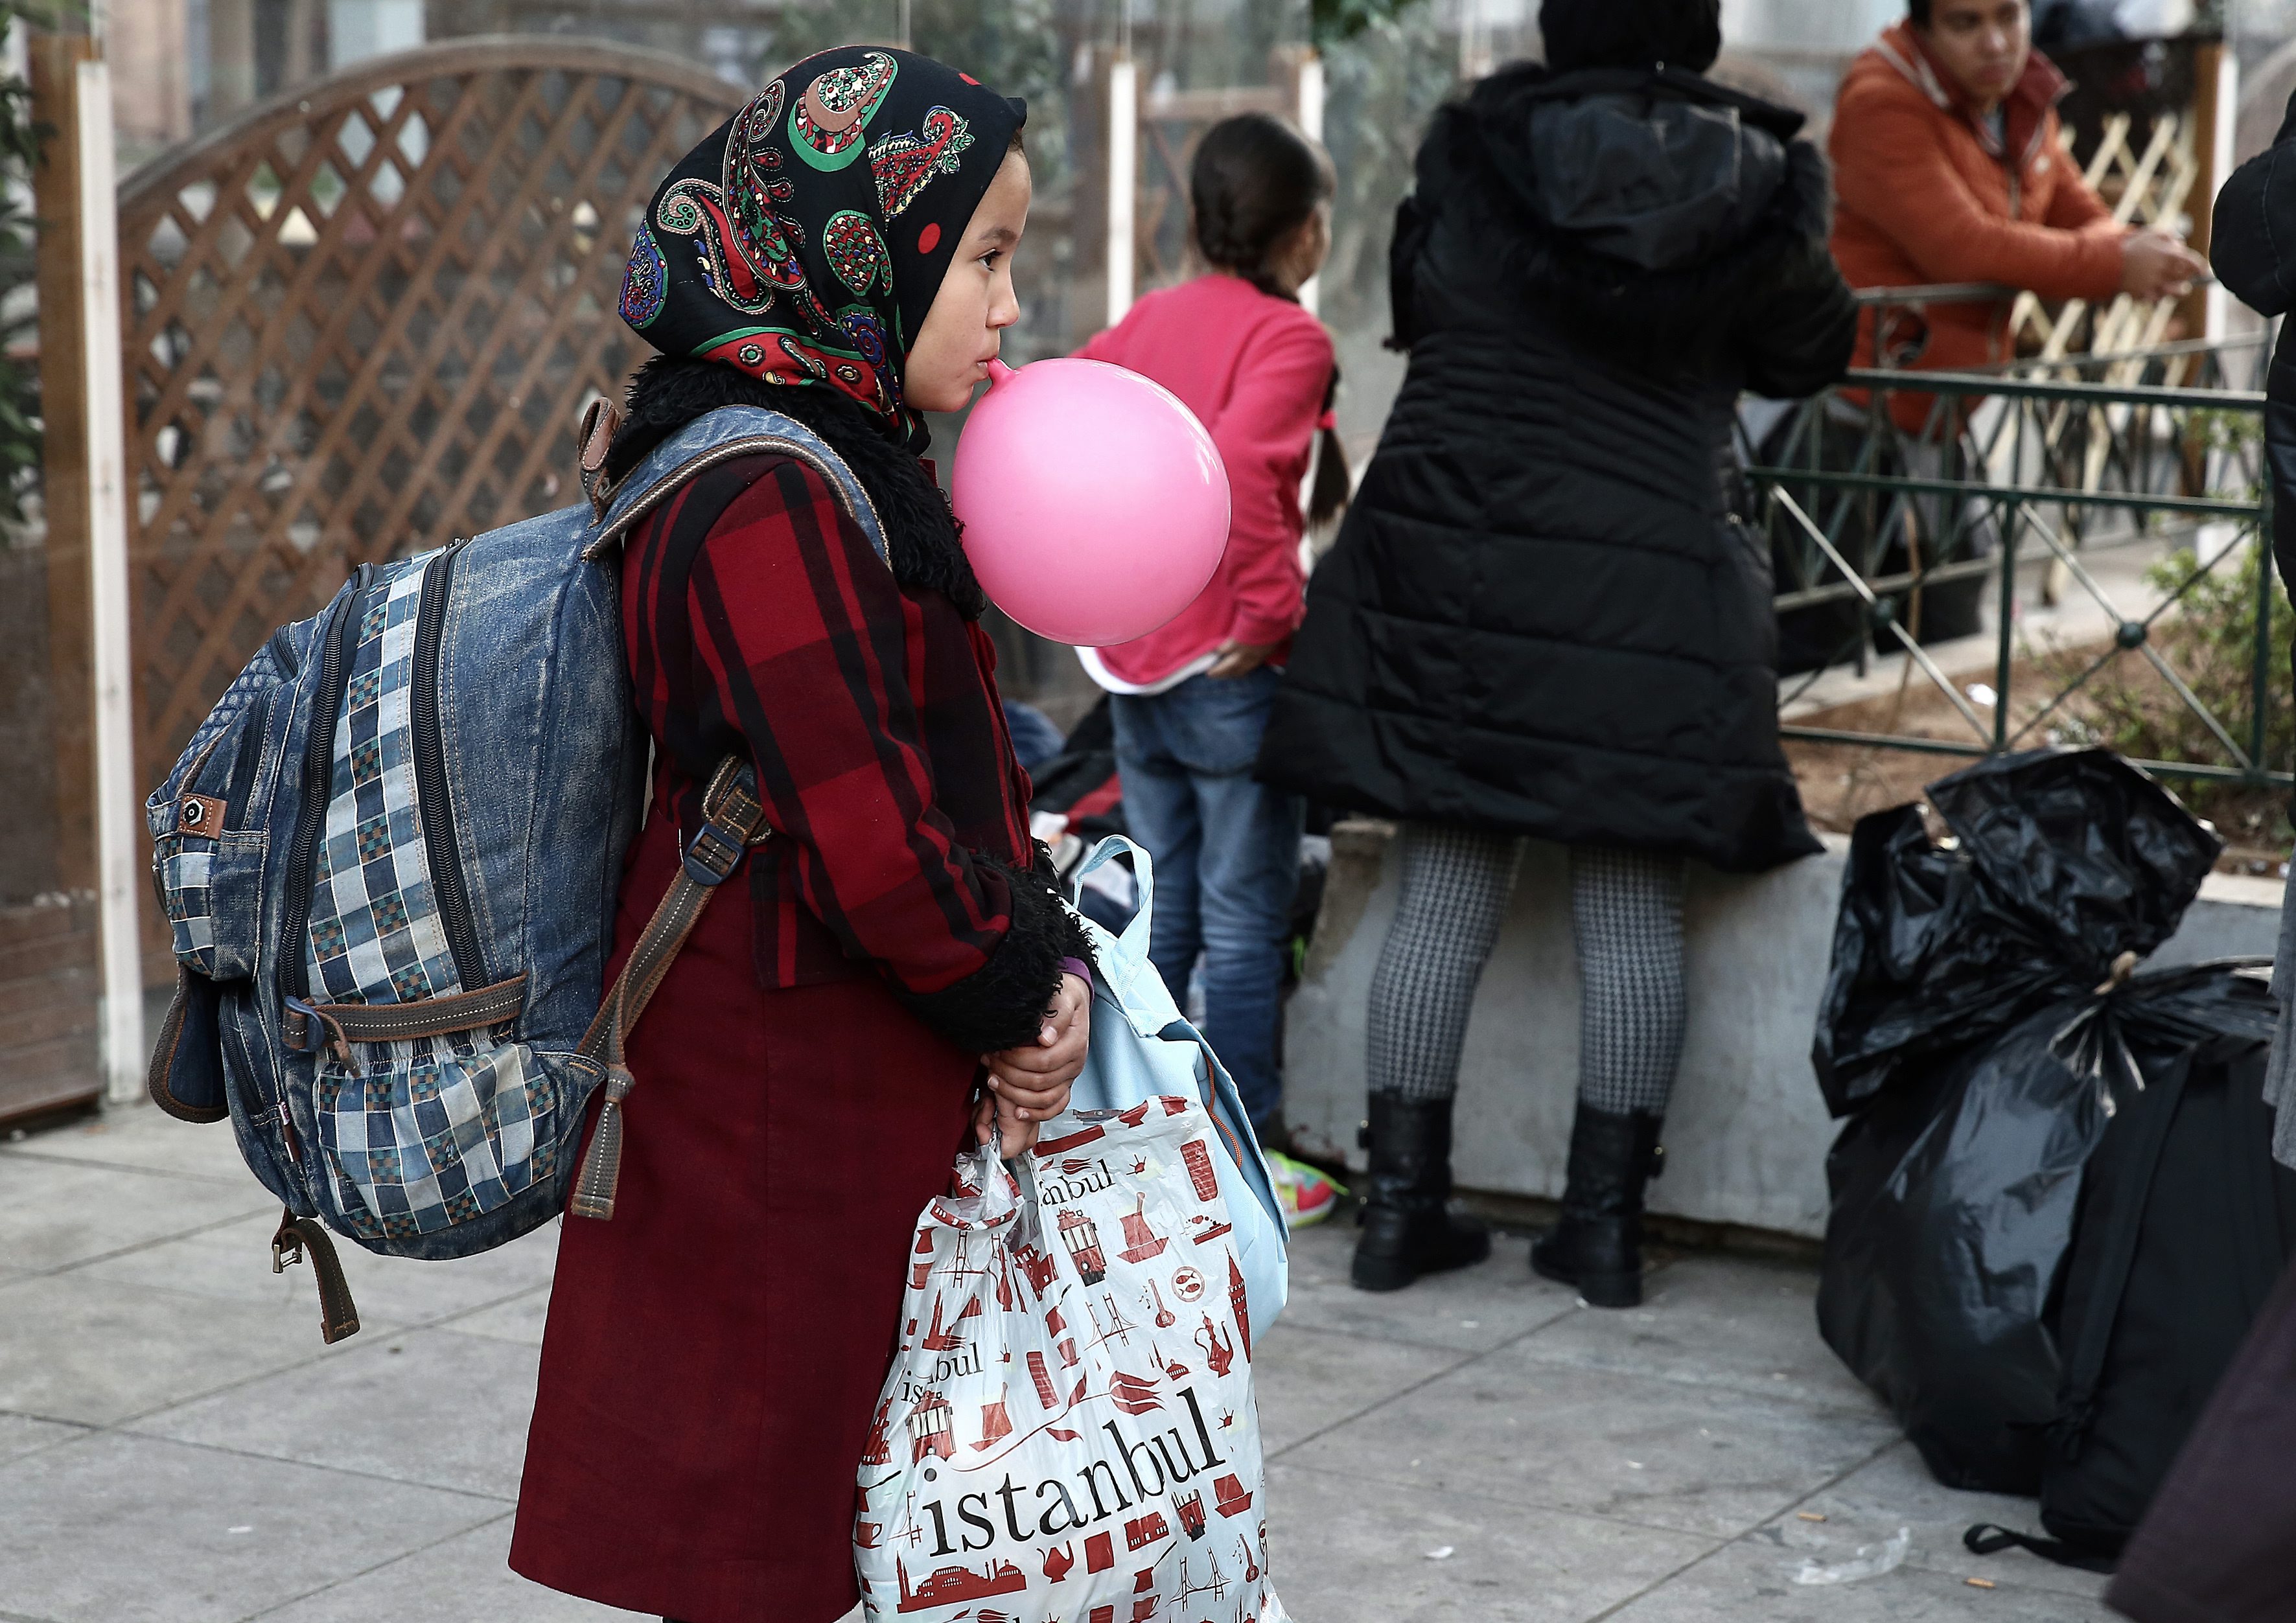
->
[[1745, 321, 2282, 794]]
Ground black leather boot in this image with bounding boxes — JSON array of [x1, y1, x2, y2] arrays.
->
[[1531, 1104, 1665, 1308], [1351, 1094, 1491, 1292]]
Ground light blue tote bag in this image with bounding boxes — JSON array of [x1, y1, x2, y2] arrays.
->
[[1065, 836, 1290, 1333]]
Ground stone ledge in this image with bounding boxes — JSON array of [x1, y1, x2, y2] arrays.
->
[[1286, 818, 2285, 1241]]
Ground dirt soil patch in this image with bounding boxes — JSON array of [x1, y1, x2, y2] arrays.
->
[[1783, 641, 2288, 877]]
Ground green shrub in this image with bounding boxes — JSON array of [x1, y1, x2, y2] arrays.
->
[[2041, 537, 2295, 845]]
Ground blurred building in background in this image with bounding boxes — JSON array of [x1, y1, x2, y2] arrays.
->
[[91, 0, 2296, 489], [5, 0, 2289, 1126]]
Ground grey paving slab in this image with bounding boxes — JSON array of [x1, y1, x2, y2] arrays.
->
[[1253, 1322, 1468, 1456], [1606, 1536, 2110, 1622], [0, 1155, 273, 1272], [437, 1285, 552, 1347], [0, 1412, 86, 1464], [0, 1273, 334, 1426], [0, 1106, 251, 1184], [1264, 1459, 1718, 1622], [1513, 1253, 1883, 1412], [1771, 1439, 2109, 1602], [1, 1105, 2065, 1621], [245, 1514, 644, 1622], [133, 1326, 542, 1501], [1275, 1216, 1586, 1353], [80, 1210, 561, 1329], [1283, 1351, 1901, 1539], [0, 1431, 500, 1623]]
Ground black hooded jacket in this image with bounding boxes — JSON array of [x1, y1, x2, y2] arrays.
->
[[2210, 89, 2296, 648], [1256, 64, 1855, 871]]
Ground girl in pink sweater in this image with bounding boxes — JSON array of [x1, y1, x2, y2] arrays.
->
[[1074, 113, 1345, 1142]]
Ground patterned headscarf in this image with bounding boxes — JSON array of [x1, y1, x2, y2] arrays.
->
[[617, 47, 1026, 444]]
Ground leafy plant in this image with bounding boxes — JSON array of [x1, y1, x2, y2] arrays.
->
[[1312, 0, 1430, 49], [1316, 0, 1451, 380], [758, 0, 1067, 190], [2039, 540, 2295, 846], [0, 6, 60, 529]]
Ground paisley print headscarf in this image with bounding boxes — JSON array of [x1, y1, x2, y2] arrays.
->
[[618, 47, 1026, 445]]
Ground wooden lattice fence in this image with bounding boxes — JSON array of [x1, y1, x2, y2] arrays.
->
[[119, 38, 745, 790]]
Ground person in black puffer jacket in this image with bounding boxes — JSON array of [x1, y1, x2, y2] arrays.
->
[[1257, 0, 1855, 1302]]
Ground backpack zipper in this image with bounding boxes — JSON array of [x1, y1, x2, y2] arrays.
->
[[221, 685, 269, 827], [280, 567, 369, 1037], [408, 542, 487, 993]]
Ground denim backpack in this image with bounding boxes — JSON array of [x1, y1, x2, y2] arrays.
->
[[144, 405, 885, 1341]]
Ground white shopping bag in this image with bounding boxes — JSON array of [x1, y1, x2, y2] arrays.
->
[[855, 1095, 1288, 1623]]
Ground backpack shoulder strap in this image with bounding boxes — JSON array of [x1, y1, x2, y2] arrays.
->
[[577, 404, 888, 566], [2051, 1045, 2190, 1460], [561, 406, 890, 1221], [568, 755, 769, 1220], [1963, 1523, 2117, 1574]]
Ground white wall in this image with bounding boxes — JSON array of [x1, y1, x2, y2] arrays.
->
[[327, 0, 423, 70], [1722, 0, 1903, 50]]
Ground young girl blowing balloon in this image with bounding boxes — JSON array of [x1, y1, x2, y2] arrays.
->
[[511, 49, 1092, 1623], [1072, 113, 1345, 1164]]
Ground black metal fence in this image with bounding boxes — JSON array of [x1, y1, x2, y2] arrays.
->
[[1745, 292, 2282, 794]]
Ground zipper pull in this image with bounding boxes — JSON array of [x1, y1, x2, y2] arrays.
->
[[269, 1210, 361, 1344]]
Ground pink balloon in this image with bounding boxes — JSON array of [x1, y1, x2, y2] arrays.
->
[[950, 358, 1229, 647]]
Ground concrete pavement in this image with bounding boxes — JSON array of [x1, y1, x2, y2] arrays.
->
[[0, 1105, 2111, 1622]]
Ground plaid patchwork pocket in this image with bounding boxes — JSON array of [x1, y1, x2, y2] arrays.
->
[[151, 824, 266, 982], [148, 631, 286, 983], [314, 1041, 561, 1241]]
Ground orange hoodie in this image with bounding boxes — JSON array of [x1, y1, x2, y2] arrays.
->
[[1829, 21, 2125, 430]]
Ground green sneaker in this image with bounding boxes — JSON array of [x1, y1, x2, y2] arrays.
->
[[1266, 1151, 1345, 1230]]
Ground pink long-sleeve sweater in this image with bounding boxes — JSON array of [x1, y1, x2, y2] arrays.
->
[[1074, 273, 1334, 689]]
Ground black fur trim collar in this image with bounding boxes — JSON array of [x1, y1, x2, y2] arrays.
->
[[606, 357, 990, 618]]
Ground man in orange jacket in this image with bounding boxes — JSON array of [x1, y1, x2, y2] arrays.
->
[[1829, 0, 2205, 432]]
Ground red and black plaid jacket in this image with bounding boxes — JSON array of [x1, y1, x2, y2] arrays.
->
[[620, 452, 1076, 1055]]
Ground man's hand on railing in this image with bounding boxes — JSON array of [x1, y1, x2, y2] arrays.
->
[[2120, 229, 2209, 301]]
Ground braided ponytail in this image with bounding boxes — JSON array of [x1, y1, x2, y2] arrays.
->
[[1189, 112, 1349, 525]]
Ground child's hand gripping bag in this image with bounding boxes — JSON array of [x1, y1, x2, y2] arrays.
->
[[855, 1097, 1288, 1623], [1064, 836, 1288, 1337]]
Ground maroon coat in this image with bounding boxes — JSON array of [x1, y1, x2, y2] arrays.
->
[[512, 454, 1068, 1623]]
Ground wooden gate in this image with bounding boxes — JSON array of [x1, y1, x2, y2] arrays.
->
[[119, 38, 745, 793]]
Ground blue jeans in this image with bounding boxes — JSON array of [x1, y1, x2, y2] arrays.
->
[[1109, 669, 1304, 1130]]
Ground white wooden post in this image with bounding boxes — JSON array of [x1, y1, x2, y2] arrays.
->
[[2197, 45, 2241, 564], [75, 56, 143, 1105], [2203, 47, 2237, 349], [1296, 51, 1325, 316], [1105, 52, 1136, 329]]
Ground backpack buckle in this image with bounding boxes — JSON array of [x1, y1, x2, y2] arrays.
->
[[682, 760, 770, 885], [681, 820, 747, 886], [578, 397, 625, 518], [281, 996, 353, 1063]]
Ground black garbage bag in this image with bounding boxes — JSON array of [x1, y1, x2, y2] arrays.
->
[[1811, 749, 2266, 1493], [1812, 748, 2221, 1116]]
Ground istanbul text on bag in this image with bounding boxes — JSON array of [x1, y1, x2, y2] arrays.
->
[[856, 1095, 1287, 1622]]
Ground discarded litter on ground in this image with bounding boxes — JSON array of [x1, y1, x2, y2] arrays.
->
[[1792, 1527, 1911, 1586]]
